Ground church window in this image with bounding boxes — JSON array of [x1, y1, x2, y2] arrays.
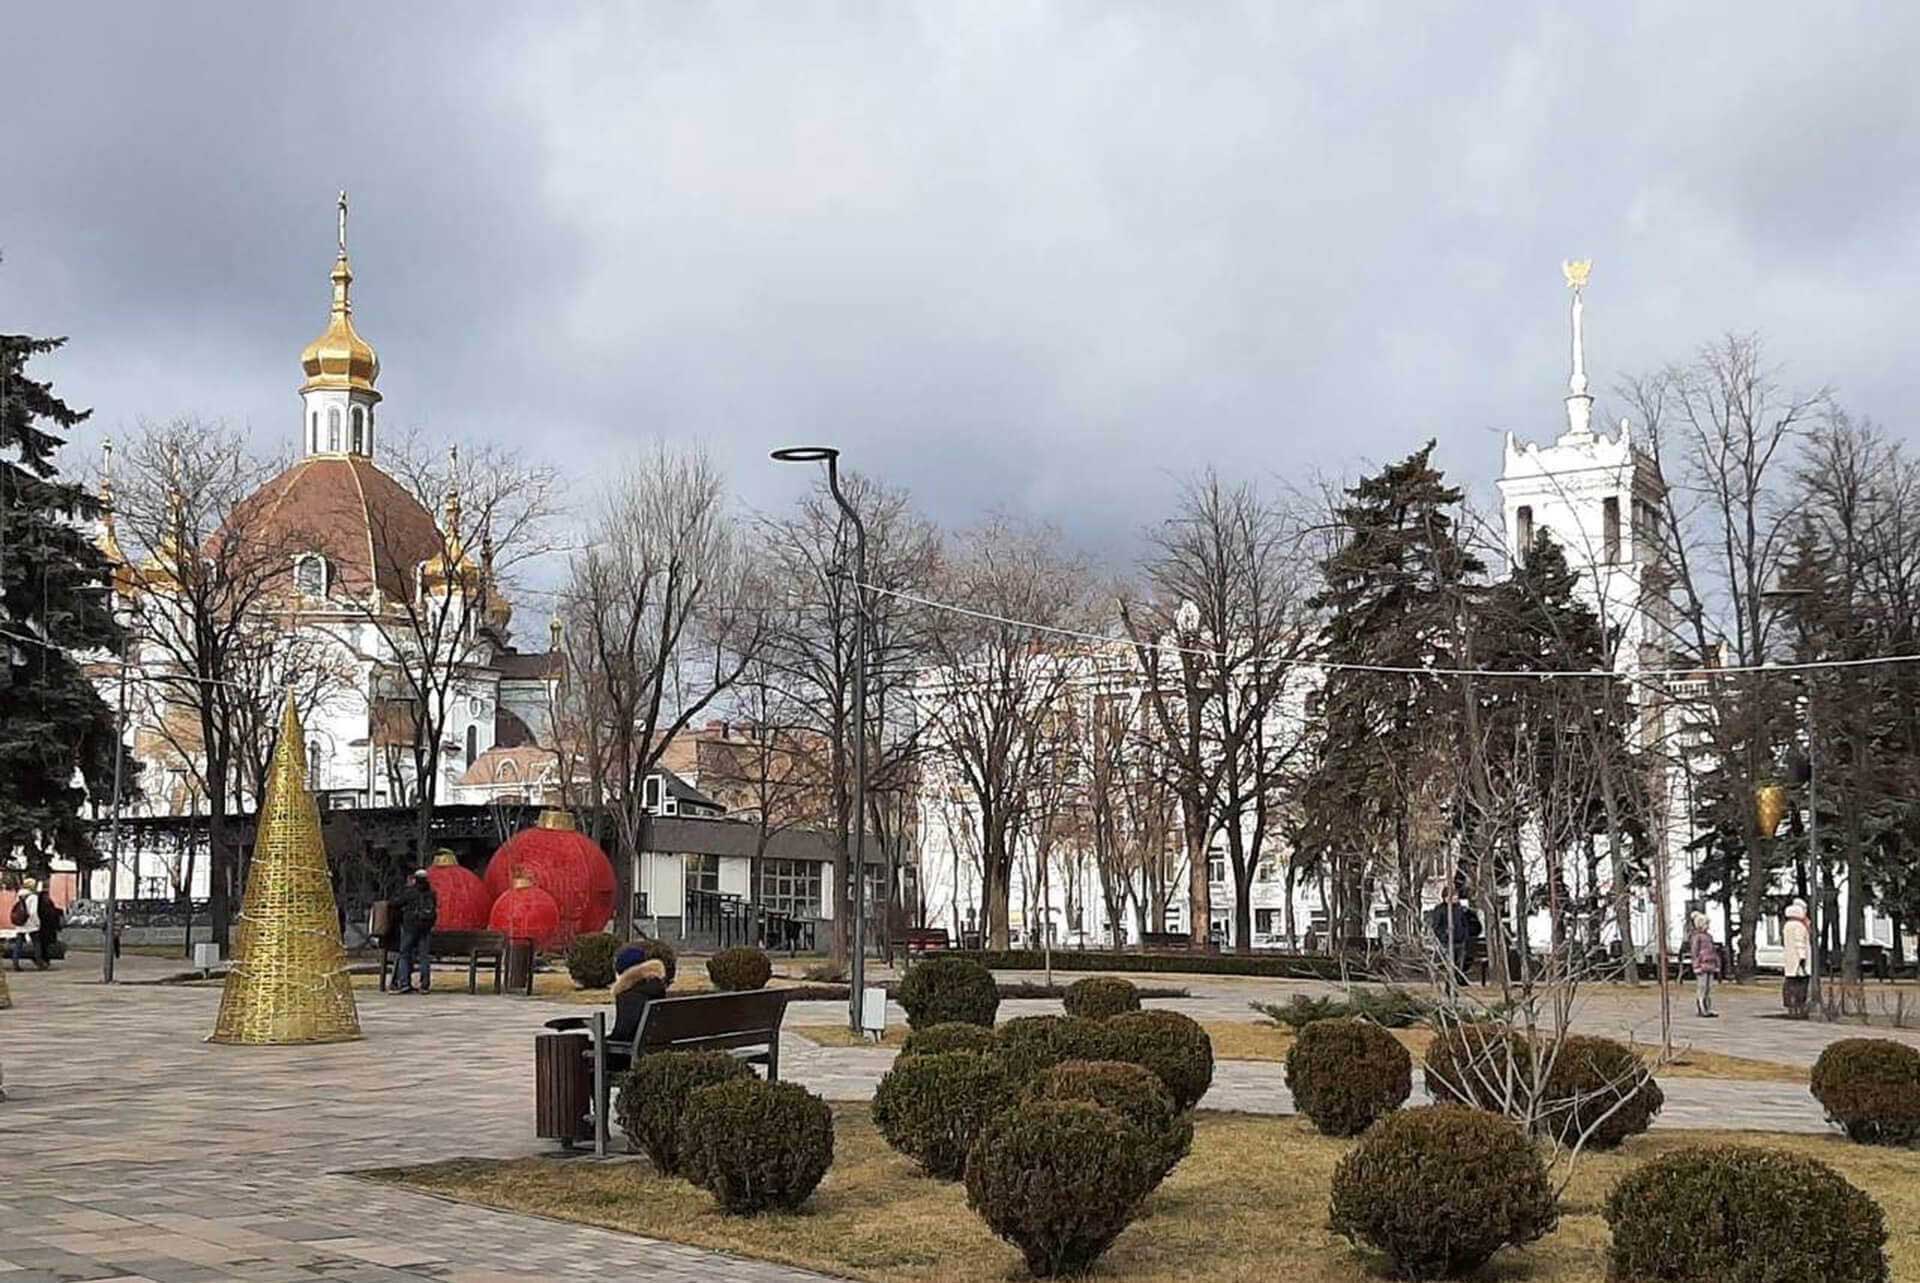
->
[[1515, 505, 1534, 561], [1603, 496, 1621, 563], [308, 742, 322, 789], [295, 554, 326, 597], [310, 411, 319, 453], [327, 407, 341, 452], [351, 406, 365, 454], [465, 724, 478, 770]]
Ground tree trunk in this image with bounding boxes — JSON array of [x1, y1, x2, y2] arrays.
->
[[1186, 815, 1210, 947]]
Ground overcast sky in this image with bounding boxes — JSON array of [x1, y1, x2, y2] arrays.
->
[[5, 3, 1919, 561]]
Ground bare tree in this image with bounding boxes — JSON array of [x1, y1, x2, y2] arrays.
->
[[560, 443, 764, 934], [334, 431, 563, 853], [1624, 334, 1826, 974], [109, 419, 314, 947], [758, 472, 940, 962], [921, 516, 1092, 949]]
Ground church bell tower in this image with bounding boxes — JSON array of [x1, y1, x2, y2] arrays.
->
[[298, 192, 382, 458]]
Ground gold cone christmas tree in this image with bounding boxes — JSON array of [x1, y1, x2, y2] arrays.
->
[[209, 696, 360, 1044]]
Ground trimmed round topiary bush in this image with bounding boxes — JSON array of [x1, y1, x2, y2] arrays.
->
[[899, 1021, 999, 1059], [1810, 1037, 1920, 1146], [993, 1015, 1110, 1087], [614, 1050, 755, 1175], [872, 1051, 1019, 1179], [565, 931, 618, 989], [1329, 1105, 1558, 1281], [707, 946, 773, 992], [1285, 1018, 1411, 1137], [1422, 1022, 1533, 1112], [1536, 1035, 1663, 1149], [898, 955, 1000, 1029], [678, 1078, 834, 1214], [1029, 1059, 1191, 1185], [1604, 1145, 1888, 1283], [1102, 1009, 1215, 1112], [964, 1099, 1157, 1278], [1062, 975, 1141, 1019]]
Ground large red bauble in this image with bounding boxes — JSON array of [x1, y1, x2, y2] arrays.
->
[[482, 811, 608, 945], [426, 851, 492, 931], [488, 878, 562, 951]]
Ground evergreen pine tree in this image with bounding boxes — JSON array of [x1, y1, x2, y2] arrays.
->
[[0, 331, 130, 881], [1303, 442, 1482, 939]]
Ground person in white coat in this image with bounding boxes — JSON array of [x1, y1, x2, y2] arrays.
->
[[1780, 899, 1814, 1018], [9, 878, 48, 971]]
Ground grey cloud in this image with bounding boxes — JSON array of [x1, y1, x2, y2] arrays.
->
[[5, 2, 1919, 563]]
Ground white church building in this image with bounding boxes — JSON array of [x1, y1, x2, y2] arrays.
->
[[89, 202, 561, 903]]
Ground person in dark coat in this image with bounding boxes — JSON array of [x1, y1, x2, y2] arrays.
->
[[390, 869, 438, 994], [1428, 886, 1482, 985], [603, 944, 673, 1074]]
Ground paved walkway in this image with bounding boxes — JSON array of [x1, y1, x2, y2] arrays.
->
[[1, 961, 833, 1283], [2, 956, 1900, 1282]]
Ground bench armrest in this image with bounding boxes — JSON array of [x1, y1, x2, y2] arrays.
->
[[543, 1016, 591, 1032]]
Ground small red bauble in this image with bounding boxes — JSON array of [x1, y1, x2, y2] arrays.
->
[[487, 874, 562, 950]]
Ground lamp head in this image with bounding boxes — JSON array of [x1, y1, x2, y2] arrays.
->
[[770, 446, 840, 464]]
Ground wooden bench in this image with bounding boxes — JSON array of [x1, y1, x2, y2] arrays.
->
[[903, 927, 950, 955], [379, 927, 511, 994], [542, 989, 789, 1155], [1139, 930, 1200, 952]]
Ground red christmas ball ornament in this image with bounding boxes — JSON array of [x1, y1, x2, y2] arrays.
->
[[426, 849, 492, 931], [488, 873, 562, 950], [482, 810, 600, 946]]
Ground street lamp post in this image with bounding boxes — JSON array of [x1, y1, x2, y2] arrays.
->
[[772, 447, 868, 1034]]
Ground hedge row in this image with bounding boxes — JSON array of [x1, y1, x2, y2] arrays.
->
[[948, 949, 1368, 981]]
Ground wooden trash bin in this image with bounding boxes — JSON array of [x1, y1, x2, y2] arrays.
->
[[534, 1030, 593, 1147]]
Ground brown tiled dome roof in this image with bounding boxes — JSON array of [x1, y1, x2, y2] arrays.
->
[[231, 455, 442, 603]]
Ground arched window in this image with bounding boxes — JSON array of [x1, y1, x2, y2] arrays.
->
[[307, 742, 321, 789], [310, 411, 319, 453], [465, 724, 478, 770], [351, 406, 365, 454], [365, 407, 374, 454], [327, 407, 341, 452], [295, 554, 326, 597]]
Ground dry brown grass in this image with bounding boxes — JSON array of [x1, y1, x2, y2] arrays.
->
[[790, 1020, 1808, 1083], [366, 1108, 1920, 1283]]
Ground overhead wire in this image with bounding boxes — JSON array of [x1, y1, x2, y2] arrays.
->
[[857, 581, 1920, 681]]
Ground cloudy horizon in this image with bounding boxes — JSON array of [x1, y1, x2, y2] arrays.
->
[[5, 3, 1918, 562]]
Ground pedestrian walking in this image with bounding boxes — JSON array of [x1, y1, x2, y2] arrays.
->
[[1781, 899, 1814, 1019], [1686, 911, 1721, 1017], [9, 878, 52, 972], [1427, 885, 1482, 989], [389, 869, 438, 994]]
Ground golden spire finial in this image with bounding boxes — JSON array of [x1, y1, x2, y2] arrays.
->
[[301, 192, 380, 398], [444, 445, 462, 544], [1562, 258, 1591, 291], [209, 693, 361, 1045]]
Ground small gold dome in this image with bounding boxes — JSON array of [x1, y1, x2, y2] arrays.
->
[[300, 255, 381, 398]]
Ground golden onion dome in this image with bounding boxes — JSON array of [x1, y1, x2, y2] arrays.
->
[[419, 488, 479, 592], [299, 254, 381, 399]]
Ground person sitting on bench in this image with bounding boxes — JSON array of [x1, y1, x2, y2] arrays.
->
[[604, 944, 672, 1072]]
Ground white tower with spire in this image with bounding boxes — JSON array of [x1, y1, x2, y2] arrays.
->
[[298, 191, 382, 458], [1496, 262, 1667, 672]]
